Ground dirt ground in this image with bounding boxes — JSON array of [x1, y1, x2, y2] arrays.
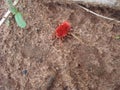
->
[[0, 0, 120, 90]]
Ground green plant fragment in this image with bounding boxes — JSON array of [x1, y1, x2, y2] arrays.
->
[[9, 6, 18, 15], [5, 19, 10, 26], [15, 12, 26, 28], [5, 0, 18, 14]]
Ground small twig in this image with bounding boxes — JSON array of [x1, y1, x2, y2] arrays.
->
[[71, 33, 84, 44], [0, 0, 19, 26], [78, 4, 120, 23]]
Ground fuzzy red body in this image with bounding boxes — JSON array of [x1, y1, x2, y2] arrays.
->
[[55, 21, 71, 38]]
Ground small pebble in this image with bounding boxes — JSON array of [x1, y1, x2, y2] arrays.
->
[[22, 69, 27, 75]]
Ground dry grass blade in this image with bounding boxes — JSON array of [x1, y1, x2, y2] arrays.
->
[[78, 5, 120, 23]]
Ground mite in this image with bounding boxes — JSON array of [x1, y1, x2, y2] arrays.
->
[[54, 21, 71, 39]]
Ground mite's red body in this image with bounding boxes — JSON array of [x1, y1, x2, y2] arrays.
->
[[55, 21, 71, 38]]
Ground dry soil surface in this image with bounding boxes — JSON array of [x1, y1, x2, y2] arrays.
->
[[0, 0, 120, 90]]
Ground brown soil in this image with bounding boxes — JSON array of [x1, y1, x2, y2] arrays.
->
[[0, 0, 120, 90]]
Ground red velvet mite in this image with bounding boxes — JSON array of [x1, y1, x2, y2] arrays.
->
[[55, 21, 71, 38]]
